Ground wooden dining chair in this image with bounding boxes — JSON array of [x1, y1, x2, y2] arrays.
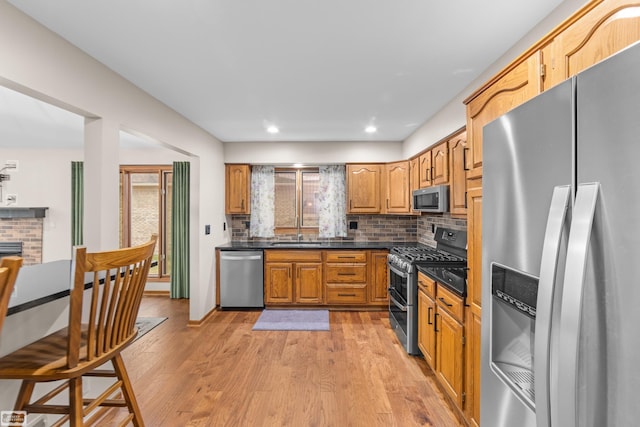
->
[[0, 235, 157, 427], [0, 256, 23, 333]]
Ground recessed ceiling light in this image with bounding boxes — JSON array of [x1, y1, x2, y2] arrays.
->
[[365, 125, 377, 134], [266, 125, 279, 134]]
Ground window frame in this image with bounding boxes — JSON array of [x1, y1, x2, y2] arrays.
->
[[274, 167, 319, 235], [120, 164, 172, 280]]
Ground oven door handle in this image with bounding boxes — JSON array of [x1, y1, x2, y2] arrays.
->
[[388, 264, 409, 278], [389, 294, 408, 312]]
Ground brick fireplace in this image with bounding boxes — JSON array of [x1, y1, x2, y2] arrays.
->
[[0, 208, 47, 265]]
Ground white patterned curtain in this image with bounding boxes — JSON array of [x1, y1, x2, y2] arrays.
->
[[250, 165, 275, 238], [318, 165, 347, 238]]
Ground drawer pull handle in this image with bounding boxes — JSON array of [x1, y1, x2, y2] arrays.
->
[[338, 293, 357, 297], [427, 307, 433, 325], [337, 256, 356, 259], [338, 272, 356, 276], [438, 297, 453, 307]]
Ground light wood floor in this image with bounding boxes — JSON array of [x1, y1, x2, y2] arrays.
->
[[96, 296, 466, 426]]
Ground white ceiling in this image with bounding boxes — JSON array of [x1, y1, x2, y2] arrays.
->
[[6, 0, 566, 143]]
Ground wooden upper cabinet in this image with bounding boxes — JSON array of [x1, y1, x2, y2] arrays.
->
[[546, 0, 640, 89], [449, 131, 468, 216], [346, 164, 382, 213], [384, 161, 411, 213], [431, 141, 449, 185], [409, 157, 420, 198], [465, 52, 543, 179], [418, 151, 432, 187], [225, 164, 251, 214]]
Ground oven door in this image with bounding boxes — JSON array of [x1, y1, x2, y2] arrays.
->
[[388, 262, 420, 354], [388, 263, 410, 304]]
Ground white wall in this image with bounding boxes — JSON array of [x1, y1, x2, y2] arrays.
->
[[1, 148, 80, 262], [0, 2, 226, 321], [224, 140, 403, 164], [402, 0, 591, 158]]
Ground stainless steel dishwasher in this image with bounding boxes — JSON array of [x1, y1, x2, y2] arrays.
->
[[219, 250, 264, 308]]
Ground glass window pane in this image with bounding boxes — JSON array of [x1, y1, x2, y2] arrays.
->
[[301, 171, 319, 227], [130, 173, 159, 275], [275, 171, 297, 228]]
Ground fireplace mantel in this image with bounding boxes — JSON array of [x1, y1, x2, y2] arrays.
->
[[0, 207, 48, 219]]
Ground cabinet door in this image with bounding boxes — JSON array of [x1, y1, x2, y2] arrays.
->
[[385, 161, 410, 213], [225, 164, 250, 214], [431, 141, 449, 185], [436, 307, 464, 408], [464, 187, 482, 426], [295, 262, 323, 304], [465, 52, 542, 179], [465, 305, 482, 427], [449, 132, 468, 216], [419, 151, 432, 187], [418, 289, 437, 370], [466, 187, 483, 310], [369, 251, 389, 304], [409, 157, 420, 210], [546, 0, 640, 89], [346, 164, 382, 213], [265, 262, 293, 304]]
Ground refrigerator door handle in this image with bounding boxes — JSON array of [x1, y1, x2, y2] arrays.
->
[[535, 185, 571, 427], [556, 182, 600, 427]]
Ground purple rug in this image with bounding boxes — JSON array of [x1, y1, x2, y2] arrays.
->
[[252, 309, 330, 331]]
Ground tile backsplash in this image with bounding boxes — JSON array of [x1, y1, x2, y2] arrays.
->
[[229, 213, 466, 245], [417, 214, 467, 247]]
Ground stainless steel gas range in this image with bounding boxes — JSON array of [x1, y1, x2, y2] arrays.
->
[[387, 227, 467, 355]]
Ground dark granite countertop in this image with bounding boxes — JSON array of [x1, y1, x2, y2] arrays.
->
[[216, 241, 421, 251]]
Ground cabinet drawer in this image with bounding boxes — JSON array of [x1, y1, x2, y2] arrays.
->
[[325, 251, 367, 263], [418, 271, 436, 298], [325, 285, 367, 304], [325, 264, 367, 283], [265, 250, 322, 263], [436, 285, 464, 322]]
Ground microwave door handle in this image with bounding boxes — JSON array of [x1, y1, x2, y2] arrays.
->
[[556, 183, 600, 427], [534, 185, 571, 427]]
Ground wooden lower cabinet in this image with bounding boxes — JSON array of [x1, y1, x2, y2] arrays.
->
[[417, 272, 466, 412], [324, 251, 367, 305], [295, 263, 323, 304], [264, 262, 294, 304], [264, 249, 388, 307], [369, 251, 389, 304], [436, 301, 464, 408], [264, 251, 323, 305], [418, 284, 436, 369], [465, 305, 482, 427]]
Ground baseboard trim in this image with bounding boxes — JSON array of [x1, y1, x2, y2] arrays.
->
[[187, 306, 218, 327], [143, 290, 170, 297]]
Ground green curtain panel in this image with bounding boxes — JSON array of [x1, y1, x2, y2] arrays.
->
[[71, 161, 84, 246], [171, 161, 190, 299]]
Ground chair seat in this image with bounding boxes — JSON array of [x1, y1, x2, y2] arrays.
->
[[0, 326, 136, 380]]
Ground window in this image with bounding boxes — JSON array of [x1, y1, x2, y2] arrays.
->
[[120, 165, 172, 279], [274, 168, 319, 232]]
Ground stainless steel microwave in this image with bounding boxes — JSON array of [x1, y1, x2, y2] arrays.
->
[[412, 185, 449, 213]]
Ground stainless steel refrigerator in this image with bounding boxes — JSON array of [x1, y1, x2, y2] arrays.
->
[[482, 41, 640, 427]]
